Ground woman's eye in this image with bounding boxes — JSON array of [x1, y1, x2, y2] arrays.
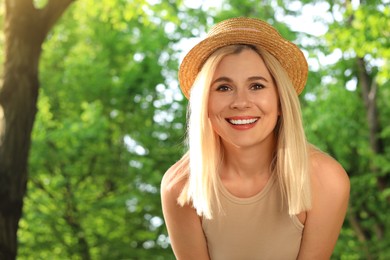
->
[[216, 85, 231, 91], [251, 83, 265, 90]]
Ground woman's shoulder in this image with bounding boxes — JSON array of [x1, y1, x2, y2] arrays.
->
[[161, 152, 190, 197], [160, 153, 210, 259], [297, 146, 350, 258], [308, 146, 350, 197]]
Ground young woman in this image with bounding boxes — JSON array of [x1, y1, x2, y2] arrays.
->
[[161, 17, 350, 260]]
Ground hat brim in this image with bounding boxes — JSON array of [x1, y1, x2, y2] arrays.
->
[[178, 22, 308, 99]]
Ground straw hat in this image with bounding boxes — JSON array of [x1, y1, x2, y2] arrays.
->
[[178, 17, 308, 98]]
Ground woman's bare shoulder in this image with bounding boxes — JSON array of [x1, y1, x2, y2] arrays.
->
[[297, 146, 350, 258], [161, 155, 189, 197], [308, 147, 350, 192], [160, 154, 210, 259]]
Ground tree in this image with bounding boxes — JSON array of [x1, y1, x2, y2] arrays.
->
[[16, 0, 207, 258], [321, 1, 390, 258], [0, 0, 75, 258]]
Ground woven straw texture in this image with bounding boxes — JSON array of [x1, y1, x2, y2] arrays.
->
[[178, 17, 308, 99]]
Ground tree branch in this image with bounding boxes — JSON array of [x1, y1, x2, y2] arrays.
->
[[40, 0, 76, 37], [356, 57, 383, 154], [5, 0, 34, 15], [357, 57, 371, 109]]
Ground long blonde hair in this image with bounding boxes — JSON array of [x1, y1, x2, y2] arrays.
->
[[169, 44, 311, 219]]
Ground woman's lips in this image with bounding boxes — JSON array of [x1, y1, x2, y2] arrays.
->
[[226, 117, 259, 130]]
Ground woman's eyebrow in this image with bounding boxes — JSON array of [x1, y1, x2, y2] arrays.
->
[[211, 76, 233, 85], [211, 75, 269, 85], [247, 76, 269, 82]]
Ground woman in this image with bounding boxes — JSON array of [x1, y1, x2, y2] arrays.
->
[[161, 17, 350, 260]]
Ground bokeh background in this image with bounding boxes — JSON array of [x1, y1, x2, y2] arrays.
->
[[0, 0, 389, 259]]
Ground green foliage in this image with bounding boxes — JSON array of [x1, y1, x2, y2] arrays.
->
[[14, 0, 390, 259], [326, 2, 390, 86], [33, 0, 49, 9], [303, 1, 390, 258], [18, 0, 198, 258]]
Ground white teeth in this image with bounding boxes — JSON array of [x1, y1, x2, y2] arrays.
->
[[228, 118, 258, 125]]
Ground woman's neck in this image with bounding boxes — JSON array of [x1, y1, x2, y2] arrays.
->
[[221, 137, 276, 179]]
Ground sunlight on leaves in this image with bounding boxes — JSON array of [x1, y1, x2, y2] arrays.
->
[[33, 0, 48, 9]]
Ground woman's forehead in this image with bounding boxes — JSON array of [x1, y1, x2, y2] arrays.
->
[[212, 49, 273, 82]]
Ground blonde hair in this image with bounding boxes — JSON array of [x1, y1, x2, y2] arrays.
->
[[170, 45, 311, 219], [257, 48, 312, 215]]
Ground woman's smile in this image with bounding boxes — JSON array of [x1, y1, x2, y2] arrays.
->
[[226, 116, 260, 130]]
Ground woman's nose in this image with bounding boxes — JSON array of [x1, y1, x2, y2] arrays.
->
[[229, 89, 252, 110]]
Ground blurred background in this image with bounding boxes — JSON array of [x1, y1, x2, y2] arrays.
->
[[0, 0, 389, 259]]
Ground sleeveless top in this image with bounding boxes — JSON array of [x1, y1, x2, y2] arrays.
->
[[202, 174, 304, 260]]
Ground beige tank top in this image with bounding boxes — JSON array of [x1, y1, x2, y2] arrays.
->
[[202, 174, 304, 260]]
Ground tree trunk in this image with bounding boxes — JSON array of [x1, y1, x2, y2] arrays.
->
[[357, 57, 383, 155], [356, 57, 388, 192], [0, 1, 74, 259]]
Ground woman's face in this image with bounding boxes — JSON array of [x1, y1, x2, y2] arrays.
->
[[208, 49, 280, 149]]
